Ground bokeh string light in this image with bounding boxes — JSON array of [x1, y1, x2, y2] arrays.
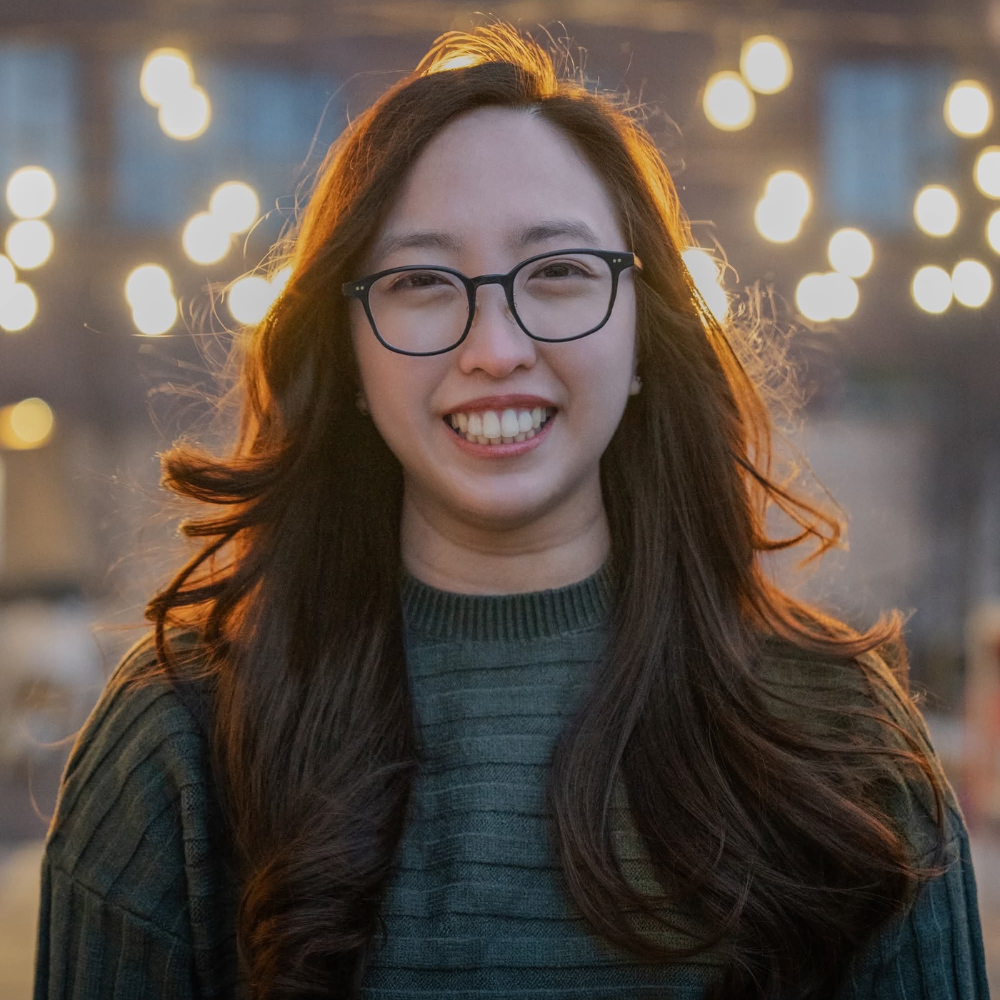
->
[[180, 181, 260, 265], [740, 36, 792, 95], [974, 147, 1000, 199], [828, 228, 874, 279], [227, 275, 273, 324], [704, 34, 792, 131], [0, 397, 54, 449], [914, 184, 960, 237], [182, 211, 231, 265], [912, 265, 953, 314], [951, 259, 993, 307], [944, 80, 993, 138], [6, 167, 56, 219], [0, 167, 54, 333], [159, 87, 212, 141], [987, 210, 1000, 255], [5, 219, 54, 269], [754, 170, 811, 242], [209, 182, 259, 234], [139, 48, 193, 105], [0, 282, 37, 332], [793, 226, 872, 323], [140, 47, 211, 140], [125, 264, 178, 335], [227, 265, 294, 325], [703, 71, 756, 131], [795, 271, 859, 323]]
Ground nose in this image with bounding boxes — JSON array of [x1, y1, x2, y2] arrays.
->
[[455, 281, 537, 377]]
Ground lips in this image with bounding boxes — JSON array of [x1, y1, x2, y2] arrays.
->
[[441, 394, 557, 417]]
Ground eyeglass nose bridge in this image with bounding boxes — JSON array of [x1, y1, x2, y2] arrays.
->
[[463, 272, 520, 334]]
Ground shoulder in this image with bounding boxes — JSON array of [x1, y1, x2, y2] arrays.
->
[[56, 630, 211, 799], [44, 629, 226, 926]]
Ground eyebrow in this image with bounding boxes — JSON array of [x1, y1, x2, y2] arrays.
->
[[368, 218, 602, 266]]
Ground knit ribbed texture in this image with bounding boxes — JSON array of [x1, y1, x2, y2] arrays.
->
[[399, 560, 614, 641], [33, 566, 991, 998]]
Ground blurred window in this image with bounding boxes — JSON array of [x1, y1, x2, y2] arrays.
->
[[113, 56, 342, 228], [822, 61, 956, 232], [0, 44, 79, 221]]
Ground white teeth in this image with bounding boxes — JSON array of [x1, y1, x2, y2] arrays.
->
[[449, 406, 554, 446], [500, 409, 520, 437], [482, 410, 502, 439]]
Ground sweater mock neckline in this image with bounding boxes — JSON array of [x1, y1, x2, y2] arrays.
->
[[400, 559, 614, 642]]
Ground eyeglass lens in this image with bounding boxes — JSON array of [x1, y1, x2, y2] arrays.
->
[[366, 252, 614, 354]]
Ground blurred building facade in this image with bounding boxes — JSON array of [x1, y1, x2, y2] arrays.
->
[[0, 0, 998, 711]]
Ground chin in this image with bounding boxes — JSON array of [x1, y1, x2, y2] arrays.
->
[[447, 483, 559, 529]]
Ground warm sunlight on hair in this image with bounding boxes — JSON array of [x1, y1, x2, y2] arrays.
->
[[425, 52, 480, 74], [414, 22, 562, 90]]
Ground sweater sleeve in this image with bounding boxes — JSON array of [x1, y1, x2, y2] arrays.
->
[[758, 640, 992, 999], [834, 804, 991, 999], [32, 635, 240, 1000], [834, 647, 992, 999], [33, 855, 198, 998]]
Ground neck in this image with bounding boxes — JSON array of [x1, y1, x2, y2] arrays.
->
[[400, 477, 611, 596]]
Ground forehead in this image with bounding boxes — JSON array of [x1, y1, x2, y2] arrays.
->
[[374, 106, 625, 256]]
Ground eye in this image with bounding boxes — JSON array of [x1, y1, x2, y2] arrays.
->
[[387, 270, 450, 291], [531, 261, 590, 280]]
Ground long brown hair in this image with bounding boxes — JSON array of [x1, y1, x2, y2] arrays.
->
[[131, 21, 951, 1000]]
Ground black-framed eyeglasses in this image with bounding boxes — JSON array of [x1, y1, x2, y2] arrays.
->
[[342, 248, 642, 357]]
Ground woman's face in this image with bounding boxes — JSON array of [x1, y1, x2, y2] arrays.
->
[[349, 106, 638, 532]]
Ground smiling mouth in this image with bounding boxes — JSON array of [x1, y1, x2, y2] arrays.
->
[[443, 406, 556, 445]]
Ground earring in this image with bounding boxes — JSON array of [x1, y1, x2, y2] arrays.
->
[[355, 390, 369, 415], [629, 374, 642, 396]]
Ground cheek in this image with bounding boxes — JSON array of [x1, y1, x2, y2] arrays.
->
[[569, 329, 636, 446], [563, 320, 635, 404], [352, 315, 402, 406], [352, 340, 443, 460], [349, 309, 378, 383], [364, 357, 416, 424], [365, 376, 425, 473]]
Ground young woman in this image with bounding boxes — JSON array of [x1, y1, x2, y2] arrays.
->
[[34, 22, 989, 1000]]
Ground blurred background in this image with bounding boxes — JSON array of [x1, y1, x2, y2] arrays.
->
[[2, 0, 1000, 995]]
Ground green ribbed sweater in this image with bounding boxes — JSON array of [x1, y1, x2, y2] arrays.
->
[[33, 563, 991, 998]]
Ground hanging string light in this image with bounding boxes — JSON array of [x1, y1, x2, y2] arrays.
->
[[944, 80, 993, 138], [703, 71, 756, 130], [740, 35, 792, 95]]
